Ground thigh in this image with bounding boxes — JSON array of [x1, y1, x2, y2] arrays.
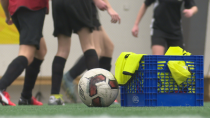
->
[[78, 28, 95, 52], [16, 7, 46, 50], [99, 27, 114, 57], [56, 35, 71, 59], [92, 30, 102, 56]]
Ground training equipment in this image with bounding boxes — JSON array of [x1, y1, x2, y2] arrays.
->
[[120, 55, 204, 107], [78, 68, 119, 107]]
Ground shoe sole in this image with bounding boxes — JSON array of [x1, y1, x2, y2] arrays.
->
[[61, 80, 77, 103], [0, 101, 8, 106], [18, 103, 43, 105], [48, 102, 65, 105]]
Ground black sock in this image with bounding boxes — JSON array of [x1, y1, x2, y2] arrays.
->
[[99, 57, 112, 71], [0, 56, 28, 90], [69, 55, 86, 79], [21, 58, 43, 99], [84, 49, 99, 70], [51, 56, 66, 94]]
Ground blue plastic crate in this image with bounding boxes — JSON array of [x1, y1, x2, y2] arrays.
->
[[120, 55, 204, 107]]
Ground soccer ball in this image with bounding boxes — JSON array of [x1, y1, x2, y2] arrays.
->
[[78, 68, 119, 107]]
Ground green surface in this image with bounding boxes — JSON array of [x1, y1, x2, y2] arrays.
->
[[0, 102, 210, 117]]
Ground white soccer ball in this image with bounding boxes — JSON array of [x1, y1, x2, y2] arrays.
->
[[78, 68, 119, 107]]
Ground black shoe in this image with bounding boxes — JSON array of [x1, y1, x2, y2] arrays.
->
[[18, 96, 43, 105], [18, 97, 32, 105]]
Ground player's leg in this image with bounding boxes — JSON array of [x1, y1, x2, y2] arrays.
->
[[152, 45, 165, 55], [96, 26, 119, 104], [70, 0, 99, 71], [61, 0, 99, 103], [151, 36, 166, 55], [0, 45, 35, 106], [63, 1, 102, 80], [63, 3, 102, 84], [77, 27, 114, 70], [19, 37, 47, 105], [65, 56, 87, 82], [78, 28, 99, 70], [62, 29, 104, 84], [51, 34, 71, 96], [18, 8, 46, 105], [49, 36, 71, 106], [48, 0, 72, 105], [0, 8, 45, 106], [97, 26, 114, 71], [62, 29, 101, 103]]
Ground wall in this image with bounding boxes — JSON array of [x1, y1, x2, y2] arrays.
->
[[204, 2, 210, 76], [182, 0, 209, 56], [0, 0, 153, 76]]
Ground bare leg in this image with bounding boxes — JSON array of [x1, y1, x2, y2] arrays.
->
[[93, 26, 114, 71], [50, 35, 70, 96], [18, 45, 37, 65], [56, 35, 71, 59], [0, 44, 36, 91], [152, 45, 165, 55], [20, 37, 47, 104], [78, 28, 95, 52], [35, 37, 47, 60], [78, 27, 99, 70], [99, 27, 114, 58]]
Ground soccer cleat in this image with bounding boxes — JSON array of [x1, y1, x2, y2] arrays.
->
[[61, 72, 77, 103], [0, 91, 16, 106], [18, 96, 43, 105], [113, 99, 119, 104], [48, 94, 65, 105]]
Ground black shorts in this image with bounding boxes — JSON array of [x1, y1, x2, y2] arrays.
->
[[151, 36, 184, 49], [52, 0, 94, 37], [151, 29, 184, 49], [12, 7, 46, 50], [91, 2, 101, 30]]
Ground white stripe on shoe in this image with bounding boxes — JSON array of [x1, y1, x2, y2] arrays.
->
[[0, 92, 9, 104]]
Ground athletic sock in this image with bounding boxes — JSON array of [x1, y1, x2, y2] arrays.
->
[[0, 56, 28, 90], [51, 56, 66, 94], [99, 57, 112, 71], [84, 49, 99, 70], [69, 55, 86, 79], [21, 58, 43, 99]]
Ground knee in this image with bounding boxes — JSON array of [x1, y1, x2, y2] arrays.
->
[[109, 42, 114, 52], [35, 45, 47, 59], [56, 35, 71, 59], [40, 47, 47, 58], [105, 42, 114, 54], [56, 46, 70, 59]]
